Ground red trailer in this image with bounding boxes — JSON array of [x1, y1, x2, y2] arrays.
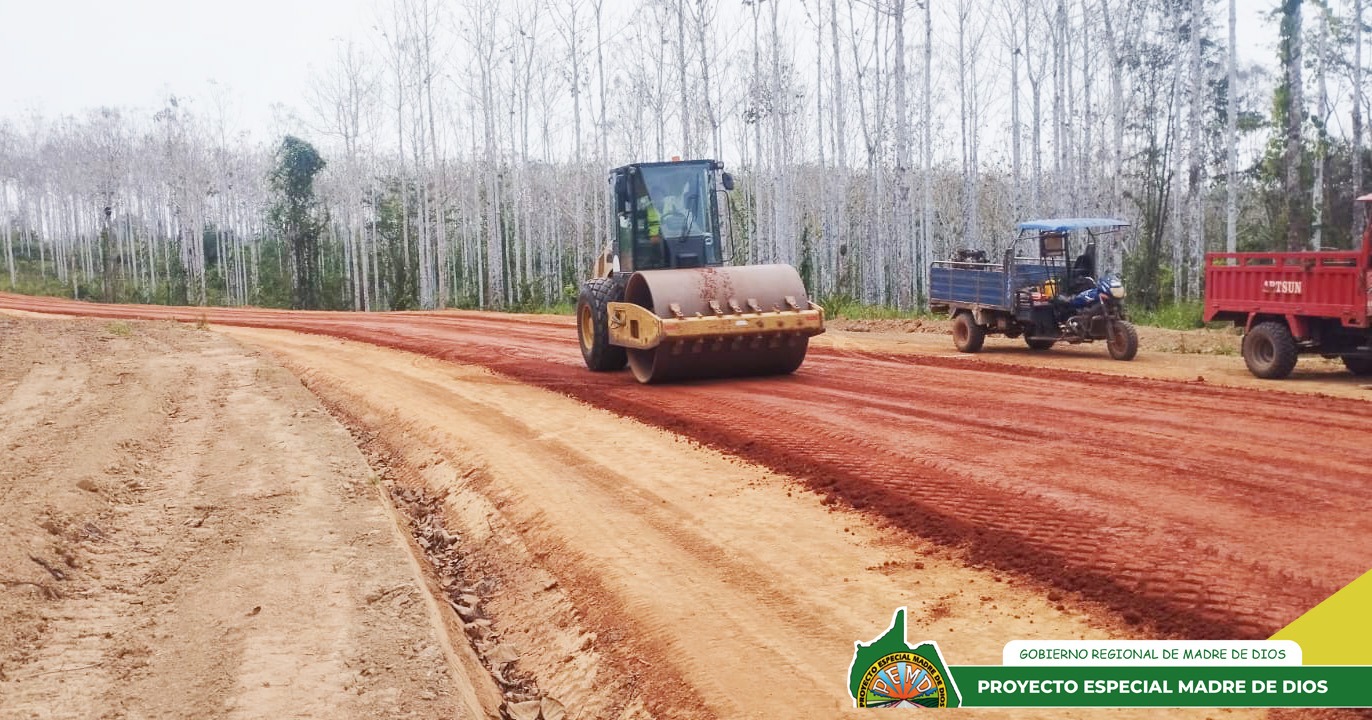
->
[[1204, 195, 1372, 379]]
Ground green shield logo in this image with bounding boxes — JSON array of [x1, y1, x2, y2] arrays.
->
[[848, 608, 962, 708]]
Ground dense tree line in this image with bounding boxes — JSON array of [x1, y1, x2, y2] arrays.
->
[[0, 0, 1368, 312]]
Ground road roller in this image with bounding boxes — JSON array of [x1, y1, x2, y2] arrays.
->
[[576, 159, 825, 383]]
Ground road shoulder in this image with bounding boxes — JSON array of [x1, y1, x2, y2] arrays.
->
[[0, 316, 487, 719]]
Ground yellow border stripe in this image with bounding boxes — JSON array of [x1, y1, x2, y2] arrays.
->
[[1270, 569, 1372, 665]]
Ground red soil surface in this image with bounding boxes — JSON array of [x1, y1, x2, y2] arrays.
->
[[5, 292, 1369, 640]]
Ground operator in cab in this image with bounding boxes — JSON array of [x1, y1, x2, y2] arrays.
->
[[633, 174, 663, 266]]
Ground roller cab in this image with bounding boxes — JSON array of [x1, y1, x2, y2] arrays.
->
[[576, 160, 825, 383]]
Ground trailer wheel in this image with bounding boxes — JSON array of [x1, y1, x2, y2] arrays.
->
[[1106, 321, 1139, 361], [577, 278, 628, 371], [952, 312, 985, 353], [1242, 321, 1298, 379], [1024, 337, 1055, 351], [1342, 356, 1372, 376]]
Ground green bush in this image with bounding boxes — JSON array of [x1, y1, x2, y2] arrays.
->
[[814, 295, 920, 320], [105, 321, 133, 337], [1129, 301, 1206, 330]]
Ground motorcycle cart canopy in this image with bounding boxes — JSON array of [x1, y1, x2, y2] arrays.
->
[[1016, 218, 1131, 233], [1013, 218, 1130, 270]]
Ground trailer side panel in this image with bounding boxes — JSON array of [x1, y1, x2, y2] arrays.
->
[[1204, 251, 1369, 328]]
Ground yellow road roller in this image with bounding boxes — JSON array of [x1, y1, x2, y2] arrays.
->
[[577, 159, 825, 383]]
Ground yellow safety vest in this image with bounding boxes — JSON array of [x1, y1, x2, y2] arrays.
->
[[646, 204, 661, 240]]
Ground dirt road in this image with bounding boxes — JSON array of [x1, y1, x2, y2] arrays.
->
[[4, 293, 1367, 644], [819, 317, 1372, 399], [2, 293, 1370, 718], [223, 326, 1252, 720], [0, 317, 492, 719]]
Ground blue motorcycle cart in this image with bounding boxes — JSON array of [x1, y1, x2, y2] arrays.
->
[[929, 218, 1139, 360]]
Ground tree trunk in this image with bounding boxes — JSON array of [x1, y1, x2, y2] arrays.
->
[[677, 0, 691, 157], [921, 0, 932, 297], [1009, 4, 1023, 220], [1355, 0, 1365, 242], [1313, 3, 1329, 250], [1226, 0, 1238, 253], [3, 179, 13, 288], [892, 0, 910, 307], [423, 10, 449, 307], [1282, 0, 1307, 251], [1186, 0, 1204, 298], [1025, 0, 1044, 215], [1080, 0, 1092, 213]]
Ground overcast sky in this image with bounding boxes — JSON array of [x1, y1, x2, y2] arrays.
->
[[1, 0, 1278, 141], [1, 0, 375, 135]]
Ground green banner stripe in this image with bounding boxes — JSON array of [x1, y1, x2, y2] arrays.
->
[[949, 666, 1372, 707]]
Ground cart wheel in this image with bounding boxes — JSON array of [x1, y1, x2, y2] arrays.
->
[[952, 312, 985, 353], [1024, 337, 1055, 351], [1106, 320, 1139, 361], [1242, 321, 1297, 379]]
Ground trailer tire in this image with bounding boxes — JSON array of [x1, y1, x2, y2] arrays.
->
[[1242, 321, 1298, 379], [1342, 356, 1372, 376], [1106, 320, 1139, 361], [1024, 337, 1055, 351], [951, 312, 985, 353], [577, 278, 628, 371]]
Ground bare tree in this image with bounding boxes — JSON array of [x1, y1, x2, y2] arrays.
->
[[891, 0, 913, 306], [2, 0, 1349, 316], [1001, 0, 1025, 219], [1225, 0, 1238, 253], [1312, 0, 1329, 250], [676, 0, 693, 157], [1184, 0, 1205, 298], [921, 0, 933, 299], [310, 39, 379, 309], [1281, 0, 1307, 250], [691, 0, 724, 160], [1353, 0, 1366, 241], [953, 0, 986, 248], [0, 124, 13, 288]]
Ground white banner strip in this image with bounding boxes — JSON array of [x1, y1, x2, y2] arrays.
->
[[1003, 640, 1302, 667]]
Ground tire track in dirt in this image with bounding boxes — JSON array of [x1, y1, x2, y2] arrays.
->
[[4, 294, 1369, 643]]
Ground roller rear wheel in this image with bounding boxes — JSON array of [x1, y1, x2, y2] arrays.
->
[[576, 278, 627, 371]]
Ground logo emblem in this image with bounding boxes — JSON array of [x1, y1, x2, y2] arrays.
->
[[1262, 280, 1303, 295], [848, 608, 962, 708]]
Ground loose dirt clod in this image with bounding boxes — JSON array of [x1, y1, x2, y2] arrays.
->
[[345, 428, 561, 716], [540, 696, 567, 720], [505, 699, 541, 720]]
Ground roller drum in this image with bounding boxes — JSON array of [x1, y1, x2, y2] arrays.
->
[[622, 264, 815, 383]]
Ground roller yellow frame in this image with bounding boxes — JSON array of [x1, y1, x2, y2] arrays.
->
[[606, 301, 825, 350]]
